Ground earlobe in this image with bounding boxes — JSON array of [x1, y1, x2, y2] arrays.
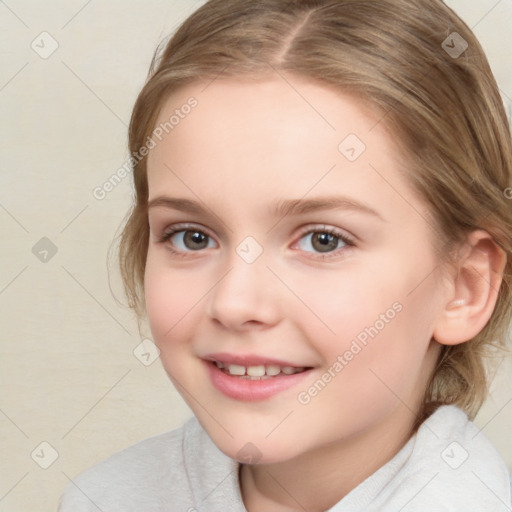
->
[[433, 230, 507, 346]]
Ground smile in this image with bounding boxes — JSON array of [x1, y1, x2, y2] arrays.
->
[[214, 360, 306, 379], [203, 354, 314, 401]]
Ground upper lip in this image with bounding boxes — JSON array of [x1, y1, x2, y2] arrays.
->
[[203, 352, 311, 368]]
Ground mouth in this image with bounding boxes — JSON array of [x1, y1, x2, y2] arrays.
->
[[211, 360, 308, 379], [203, 353, 315, 401]]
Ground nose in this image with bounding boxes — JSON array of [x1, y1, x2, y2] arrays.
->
[[206, 252, 282, 331]]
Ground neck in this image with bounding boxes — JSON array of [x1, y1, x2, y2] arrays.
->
[[239, 405, 416, 512], [239, 341, 442, 512]]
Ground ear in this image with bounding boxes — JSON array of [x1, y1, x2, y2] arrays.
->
[[433, 230, 507, 346]]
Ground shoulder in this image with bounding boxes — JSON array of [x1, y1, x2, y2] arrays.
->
[[58, 416, 203, 512], [388, 405, 511, 511], [416, 405, 509, 477]]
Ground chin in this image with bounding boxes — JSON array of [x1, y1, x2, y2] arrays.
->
[[202, 423, 306, 465]]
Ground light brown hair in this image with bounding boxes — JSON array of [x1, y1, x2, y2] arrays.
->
[[118, 0, 512, 423]]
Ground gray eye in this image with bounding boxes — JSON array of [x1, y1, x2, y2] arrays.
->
[[298, 232, 345, 253], [171, 230, 213, 251]]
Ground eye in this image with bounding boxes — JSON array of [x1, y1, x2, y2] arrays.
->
[[295, 226, 355, 256], [158, 225, 217, 252]]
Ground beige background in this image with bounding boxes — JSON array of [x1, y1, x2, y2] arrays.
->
[[1, 1, 511, 511]]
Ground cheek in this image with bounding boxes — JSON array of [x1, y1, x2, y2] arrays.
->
[[296, 257, 439, 390], [143, 251, 199, 348], [290, 266, 392, 350], [295, 308, 434, 442]]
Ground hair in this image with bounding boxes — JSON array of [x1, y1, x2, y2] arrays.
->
[[118, 0, 512, 424]]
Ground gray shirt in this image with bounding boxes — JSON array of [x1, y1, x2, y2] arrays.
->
[[58, 405, 511, 511]]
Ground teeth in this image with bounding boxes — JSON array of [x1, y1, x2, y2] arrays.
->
[[227, 364, 246, 376], [215, 361, 306, 377], [266, 365, 281, 376], [241, 375, 271, 380], [246, 365, 266, 377]]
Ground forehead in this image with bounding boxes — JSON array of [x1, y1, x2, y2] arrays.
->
[[145, 76, 427, 224], [150, 76, 386, 160]]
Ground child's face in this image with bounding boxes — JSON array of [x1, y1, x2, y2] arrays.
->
[[145, 76, 449, 463]]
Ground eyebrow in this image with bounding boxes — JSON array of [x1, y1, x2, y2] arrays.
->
[[147, 195, 384, 221]]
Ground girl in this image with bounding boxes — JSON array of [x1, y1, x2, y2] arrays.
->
[[60, 0, 512, 510]]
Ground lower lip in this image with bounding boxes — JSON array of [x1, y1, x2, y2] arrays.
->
[[205, 360, 313, 401]]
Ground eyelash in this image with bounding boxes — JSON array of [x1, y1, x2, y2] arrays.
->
[[157, 223, 356, 260]]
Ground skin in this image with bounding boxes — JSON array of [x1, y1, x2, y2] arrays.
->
[[143, 75, 467, 511]]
